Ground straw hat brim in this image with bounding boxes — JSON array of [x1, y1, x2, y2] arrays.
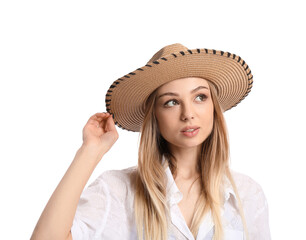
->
[[105, 47, 253, 132]]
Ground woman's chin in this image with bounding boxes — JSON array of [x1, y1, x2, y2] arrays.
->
[[169, 140, 203, 150]]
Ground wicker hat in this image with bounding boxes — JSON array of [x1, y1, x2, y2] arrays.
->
[[105, 43, 253, 132]]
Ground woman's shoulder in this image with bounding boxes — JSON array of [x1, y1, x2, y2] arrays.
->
[[229, 170, 264, 199], [90, 166, 138, 199], [229, 169, 267, 205], [99, 166, 138, 182]]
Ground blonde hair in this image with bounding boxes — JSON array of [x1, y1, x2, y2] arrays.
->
[[134, 80, 249, 240]]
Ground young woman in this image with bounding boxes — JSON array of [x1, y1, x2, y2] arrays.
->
[[31, 44, 271, 240]]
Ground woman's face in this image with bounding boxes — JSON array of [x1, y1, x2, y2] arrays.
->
[[154, 77, 214, 152]]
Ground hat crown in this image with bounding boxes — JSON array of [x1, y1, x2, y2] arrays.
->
[[147, 43, 188, 63]]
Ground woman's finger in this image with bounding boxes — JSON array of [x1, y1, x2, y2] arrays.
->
[[92, 112, 109, 120], [105, 114, 116, 132], [87, 113, 108, 124]]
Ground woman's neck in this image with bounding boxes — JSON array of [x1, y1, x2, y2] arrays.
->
[[169, 146, 201, 180]]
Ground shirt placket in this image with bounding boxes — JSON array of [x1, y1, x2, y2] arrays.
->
[[195, 209, 215, 239], [169, 202, 195, 240]]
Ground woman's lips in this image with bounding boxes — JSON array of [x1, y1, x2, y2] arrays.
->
[[181, 128, 200, 137], [181, 126, 200, 132]]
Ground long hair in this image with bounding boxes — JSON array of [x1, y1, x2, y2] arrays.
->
[[134, 79, 249, 240]]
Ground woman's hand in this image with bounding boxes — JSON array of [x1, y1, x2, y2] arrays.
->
[[82, 112, 119, 156]]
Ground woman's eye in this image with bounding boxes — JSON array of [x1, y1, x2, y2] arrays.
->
[[195, 94, 207, 101], [164, 94, 207, 107], [164, 99, 178, 107]]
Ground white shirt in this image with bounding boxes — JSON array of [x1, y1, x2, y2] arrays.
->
[[71, 159, 271, 239]]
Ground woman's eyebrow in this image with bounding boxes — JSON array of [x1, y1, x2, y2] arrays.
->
[[157, 86, 209, 99]]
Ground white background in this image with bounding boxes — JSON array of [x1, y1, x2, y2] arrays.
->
[[0, 0, 305, 239]]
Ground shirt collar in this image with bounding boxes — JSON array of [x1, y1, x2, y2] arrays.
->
[[162, 155, 238, 206], [223, 174, 239, 209], [162, 155, 183, 205]]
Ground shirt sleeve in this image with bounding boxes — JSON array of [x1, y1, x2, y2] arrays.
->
[[244, 179, 271, 240], [71, 173, 111, 240]]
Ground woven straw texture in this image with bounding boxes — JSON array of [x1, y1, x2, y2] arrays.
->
[[105, 44, 253, 132]]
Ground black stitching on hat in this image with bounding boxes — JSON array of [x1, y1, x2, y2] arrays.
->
[[106, 108, 110, 112], [106, 94, 111, 97], [188, 50, 192, 54], [107, 90, 113, 93], [245, 65, 249, 71], [153, 61, 160, 64], [106, 104, 110, 107], [221, 51, 224, 56], [213, 49, 216, 54], [137, 68, 144, 71], [197, 49, 200, 53], [161, 57, 167, 61], [145, 64, 152, 67], [172, 53, 177, 58], [118, 78, 124, 81], [110, 85, 116, 88], [115, 81, 120, 85], [228, 72, 254, 111], [124, 75, 130, 78], [205, 49, 208, 53], [233, 54, 236, 59], [247, 70, 252, 76], [240, 97, 247, 102], [105, 99, 111, 102], [180, 51, 185, 56], [238, 97, 245, 102], [237, 56, 241, 62], [129, 72, 136, 75], [244, 93, 250, 99], [227, 52, 231, 57], [242, 60, 245, 66]]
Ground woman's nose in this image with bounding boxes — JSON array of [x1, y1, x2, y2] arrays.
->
[[180, 103, 195, 121]]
